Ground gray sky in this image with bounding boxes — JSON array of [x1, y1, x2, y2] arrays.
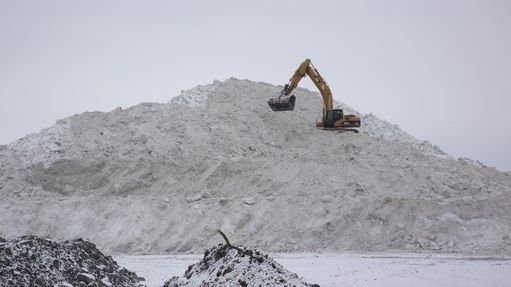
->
[[1, 0, 510, 171]]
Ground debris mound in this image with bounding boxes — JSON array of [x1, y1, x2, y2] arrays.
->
[[0, 236, 144, 287], [164, 244, 318, 287]]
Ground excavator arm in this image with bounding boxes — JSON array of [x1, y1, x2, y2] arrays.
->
[[281, 59, 333, 110]]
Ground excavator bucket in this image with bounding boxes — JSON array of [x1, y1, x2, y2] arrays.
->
[[268, 95, 296, 111]]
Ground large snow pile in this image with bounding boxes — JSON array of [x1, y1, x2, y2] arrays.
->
[[1, 78, 510, 255], [0, 236, 144, 287], [163, 243, 319, 287]]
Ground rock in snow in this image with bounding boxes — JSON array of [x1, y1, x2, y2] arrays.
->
[[1, 78, 510, 255], [163, 243, 319, 287], [0, 236, 144, 287]]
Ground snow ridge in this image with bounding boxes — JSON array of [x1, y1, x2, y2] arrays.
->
[[170, 81, 219, 108], [175, 80, 449, 158], [7, 119, 72, 168], [359, 113, 447, 158]]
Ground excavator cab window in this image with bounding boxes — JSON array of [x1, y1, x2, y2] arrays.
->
[[326, 109, 343, 127], [335, 109, 343, 120]]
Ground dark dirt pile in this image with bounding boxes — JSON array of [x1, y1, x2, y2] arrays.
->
[[164, 243, 319, 287], [0, 236, 144, 287]]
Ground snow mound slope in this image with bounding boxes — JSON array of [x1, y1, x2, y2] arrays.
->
[[357, 113, 447, 158], [164, 243, 318, 287], [1, 78, 510, 255], [7, 119, 72, 168], [170, 81, 219, 108], [0, 236, 144, 287], [173, 79, 447, 158]]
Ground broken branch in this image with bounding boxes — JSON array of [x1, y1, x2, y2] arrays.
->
[[217, 230, 245, 254]]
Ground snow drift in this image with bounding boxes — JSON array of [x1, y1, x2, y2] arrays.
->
[[1, 78, 510, 255]]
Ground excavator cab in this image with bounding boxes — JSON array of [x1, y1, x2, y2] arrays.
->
[[268, 95, 296, 111], [320, 109, 360, 130]]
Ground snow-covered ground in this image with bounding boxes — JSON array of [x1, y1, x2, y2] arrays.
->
[[115, 253, 511, 287]]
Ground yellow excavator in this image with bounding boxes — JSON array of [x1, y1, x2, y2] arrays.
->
[[268, 59, 361, 132]]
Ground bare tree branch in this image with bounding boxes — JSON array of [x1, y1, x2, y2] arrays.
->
[[218, 229, 232, 247], [217, 230, 245, 254]]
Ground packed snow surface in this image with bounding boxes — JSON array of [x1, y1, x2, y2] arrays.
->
[[1, 78, 510, 255], [0, 236, 144, 287], [163, 243, 318, 287], [116, 253, 511, 287]]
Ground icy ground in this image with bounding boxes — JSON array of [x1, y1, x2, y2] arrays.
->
[[115, 253, 511, 287]]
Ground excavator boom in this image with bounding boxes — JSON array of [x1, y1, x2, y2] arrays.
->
[[268, 59, 334, 111]]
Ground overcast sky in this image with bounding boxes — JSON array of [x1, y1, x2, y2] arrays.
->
[[1, 0, 510, 171]]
